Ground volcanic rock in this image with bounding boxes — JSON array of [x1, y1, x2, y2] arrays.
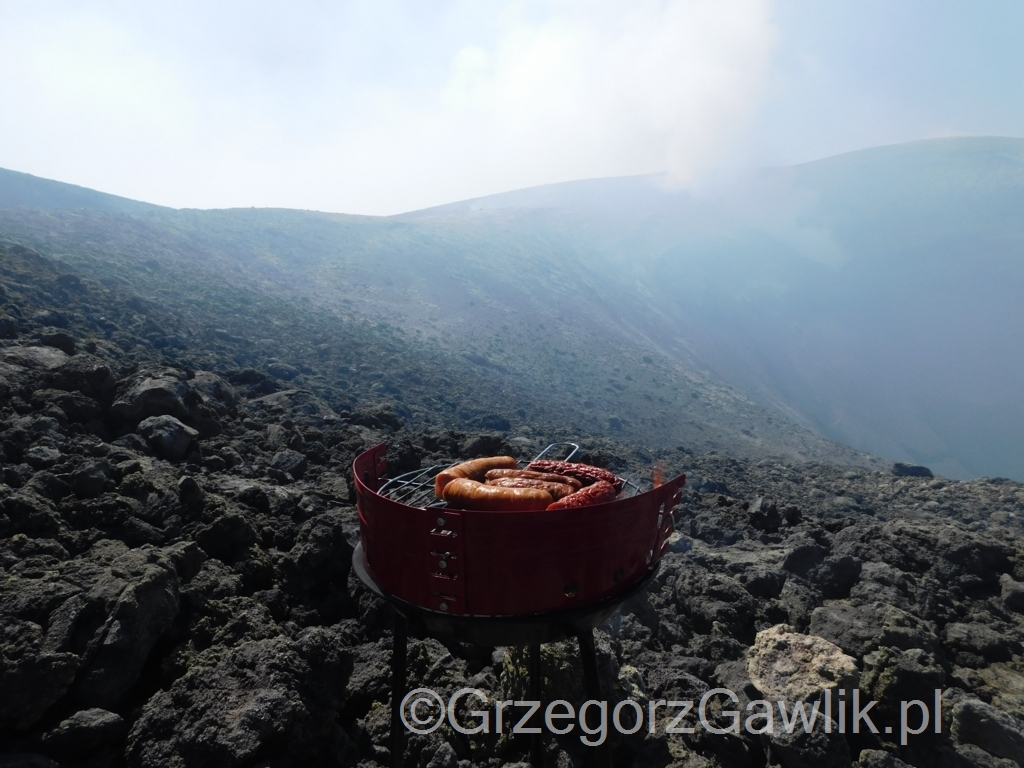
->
[[747, 624, 859, 703], [136, 415, 198, 461]]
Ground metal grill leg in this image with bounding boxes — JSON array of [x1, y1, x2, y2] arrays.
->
[[390, 614, 408, 768], [577, 630, 613, 768], [529, 644, 543, 767]]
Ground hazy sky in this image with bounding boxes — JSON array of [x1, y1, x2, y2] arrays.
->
[[1, 0, 1023, 214]]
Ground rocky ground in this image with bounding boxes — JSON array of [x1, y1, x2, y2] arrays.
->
[[3, 239, 1024, 768]]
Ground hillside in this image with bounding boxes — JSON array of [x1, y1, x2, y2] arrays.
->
[[0, 183, 872, 469], [405, 137, 1024, 480], [5, 138, 1022, 480], [3, 239, 1024, 768]]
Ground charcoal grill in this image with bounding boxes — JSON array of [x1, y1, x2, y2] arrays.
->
[[352, 442, 685, 767]]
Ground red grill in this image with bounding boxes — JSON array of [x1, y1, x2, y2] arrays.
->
[[353, 442, 686, 621]]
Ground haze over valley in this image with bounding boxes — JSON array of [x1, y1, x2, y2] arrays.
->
[[3, 135, 1021, 480]]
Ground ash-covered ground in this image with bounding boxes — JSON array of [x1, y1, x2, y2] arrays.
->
[[3, 241, 1024, 768]]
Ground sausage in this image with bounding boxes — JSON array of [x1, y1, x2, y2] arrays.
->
[[484, 469, 583, 490], [434, 456, 519, 498], [526, 460, 624, 491], [546, 480, 618, 510], [441, 477, 553, 511], [485, 477, 578, 500]]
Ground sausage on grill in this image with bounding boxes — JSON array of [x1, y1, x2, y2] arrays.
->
[[434, 456, 519, 498], [441, 477, 553, 511], [484, 469, 582, 490], [546, 480, 618, 510], [485, 477, 578, 500]]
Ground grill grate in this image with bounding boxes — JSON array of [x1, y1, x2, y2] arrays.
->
[[377, 442, 645, 509]]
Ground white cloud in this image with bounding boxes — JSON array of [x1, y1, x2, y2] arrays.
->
[[0, 1, 777, 213]]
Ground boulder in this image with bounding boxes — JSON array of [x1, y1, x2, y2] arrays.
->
[[1000, 573, 1024, 613], [808, 602, 939, 658], [769, 717, 851, 768], [70, 459, 115, 499], [57, 545, 182, 708], [136, 415, 198, 461], [46, 354, 116, 399], [860, 647, 945, 720], [0, 615, 79, 729], [111, 367, 192, 423], [747, 624, 859, 703], [951, 697, 1024, 764], [37, 330, 75, 355], [41, 708, 126, 757], [943, 622, 1020, 664], [270, 449, 307, 480]]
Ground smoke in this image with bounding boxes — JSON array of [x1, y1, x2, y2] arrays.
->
[[0, 1, 777, 213]]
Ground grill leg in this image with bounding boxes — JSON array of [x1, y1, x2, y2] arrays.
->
[[529, 644, 543, 767], [390, 613, 408, 768], [577, 630, 613, 768]]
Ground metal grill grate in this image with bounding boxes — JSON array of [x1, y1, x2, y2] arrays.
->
[[377, 442, 645, 509]]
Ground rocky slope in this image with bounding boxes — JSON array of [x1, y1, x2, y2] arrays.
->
[[2, 239, 1024, 768]]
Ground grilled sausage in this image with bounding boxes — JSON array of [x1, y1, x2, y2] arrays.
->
[[485, 477, 577, 500], [484, 469, 583, 490], [434, 456, 519, 498], [441, 477, 552, 511], [546, 480, 618, 510], [526, 460, 624, 491]]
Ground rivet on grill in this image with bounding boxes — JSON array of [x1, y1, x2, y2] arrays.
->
[[438, 560, 448, 569], [439, 602, 449, 612], [645, 550, 653, 564], [564, 581, 579, 597], [436, 517, 446, 527], [613, 568, 624, 583]]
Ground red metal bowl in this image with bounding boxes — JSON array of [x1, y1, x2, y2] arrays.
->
[[353, 444, 685, 618]]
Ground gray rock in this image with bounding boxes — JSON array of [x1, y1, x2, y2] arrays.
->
[[0, 314, 19, 338], [46, 354, 115, 399], [769, 715, 851, 768], [943, 622, 1019, 664], [37, 330, 75, 355], [856, 749, 913, 768], [951, 697, 1024, 763], [194, 512, 258, 560], [2, 346, 69, 370], [748, 496, 781, 532], [0, 615, 79, 729], [267, 362, 299, 380], [280, 512, 354, 593], [42, 707, 126, 756], [30, 389, 102, 423], [189, 371, 237, 409], [271, 449, 307, 480], [954, 743, 1019, 768], [137, 415, 198, 461], [860, 647, 945, 720], [809, 602, 939, 658], [111, 367, 192, 423], [71, 459, 114, 499], [176, 475, 206, 515], [24, 445, 60, 470], [999, 573, 1024, 612], [126, 633, 355, 768]]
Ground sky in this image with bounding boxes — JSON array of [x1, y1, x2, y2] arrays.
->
[[1, 0, 1023, 215]]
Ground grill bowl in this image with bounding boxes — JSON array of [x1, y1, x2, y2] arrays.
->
[[353, 443, 685, 619]]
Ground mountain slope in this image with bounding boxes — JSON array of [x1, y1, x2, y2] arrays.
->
[[8, 137, 1024, 478]]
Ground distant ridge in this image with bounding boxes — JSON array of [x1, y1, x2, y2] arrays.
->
[[0, 167, 161, 215]]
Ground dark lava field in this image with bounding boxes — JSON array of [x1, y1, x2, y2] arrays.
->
[[3, 235, 1024, 768]]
